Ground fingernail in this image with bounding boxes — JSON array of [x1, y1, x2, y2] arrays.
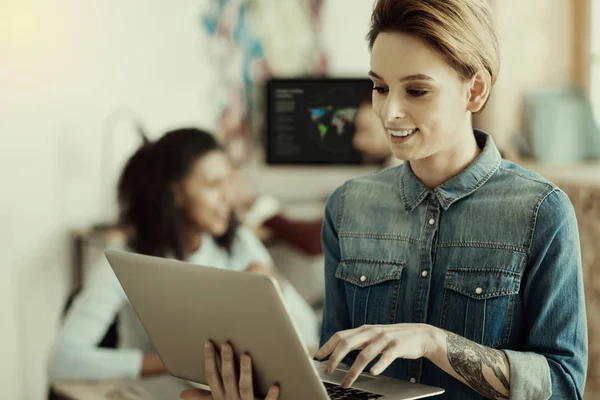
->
[[324, 367, 331, 375], [314, 349, 323, 359], [341, 379, 349, 388], [205, 341, 212, 351], [270, 386, 279, 395], [371, 367, 380, 375]]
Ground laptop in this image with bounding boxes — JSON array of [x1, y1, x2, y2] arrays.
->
[[105, 250, 444, 400]]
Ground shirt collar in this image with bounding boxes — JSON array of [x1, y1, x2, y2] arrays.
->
[[399, 129, 502, 212]]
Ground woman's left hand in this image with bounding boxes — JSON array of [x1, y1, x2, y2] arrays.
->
[[314, 324, 440, 388], [180, 342, 280, 400]]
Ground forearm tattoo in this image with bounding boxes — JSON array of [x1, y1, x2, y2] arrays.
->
[[446, 332, 510, 399]]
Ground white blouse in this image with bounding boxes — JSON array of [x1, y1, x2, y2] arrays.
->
[[48, 227, 319, 382]]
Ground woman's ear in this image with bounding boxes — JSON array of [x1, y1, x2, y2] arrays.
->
[[466, 71, 490, 113]]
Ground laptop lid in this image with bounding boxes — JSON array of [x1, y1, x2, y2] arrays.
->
[[104, 249, 329, 400]]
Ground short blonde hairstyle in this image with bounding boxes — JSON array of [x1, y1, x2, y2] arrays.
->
[[367, 0, 500, 97]]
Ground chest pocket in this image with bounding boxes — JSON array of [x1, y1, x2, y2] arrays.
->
[[336, 259, 404, 328], [440, 268, 521, 348]]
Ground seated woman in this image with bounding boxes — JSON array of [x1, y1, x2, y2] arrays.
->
[[47, 128, 319, 382], [352, 96, 400, 168]]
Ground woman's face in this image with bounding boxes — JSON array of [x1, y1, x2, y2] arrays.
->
[[369, 32, 475, 162], [173, 150, 234, 237]]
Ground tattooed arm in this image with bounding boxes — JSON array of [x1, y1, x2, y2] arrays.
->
[[427, 329, 510, 400]]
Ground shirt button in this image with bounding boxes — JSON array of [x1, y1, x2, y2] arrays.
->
[[360, 275, 367, 282], [409, 378, 416, 383], [421, 270, 428, 277], [475, 287, 483, 295], [428, 218, 435, 225]]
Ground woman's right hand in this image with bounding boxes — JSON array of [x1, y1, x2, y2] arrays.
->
[[179, 341, 279, 400]]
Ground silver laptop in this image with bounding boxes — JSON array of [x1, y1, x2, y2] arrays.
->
[[105, 250, 444, 400]]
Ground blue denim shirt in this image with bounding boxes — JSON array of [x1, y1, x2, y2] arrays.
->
[[320, 130, 587, 399]]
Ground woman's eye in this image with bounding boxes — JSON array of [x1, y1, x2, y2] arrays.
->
[[407, 89, 429, 97], [372, 86, 388, 94]]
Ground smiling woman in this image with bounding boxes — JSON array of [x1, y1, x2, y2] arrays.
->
[[315, 0, 587, 399], [366, 31, 488, 187], [181, 1, 588, 399]]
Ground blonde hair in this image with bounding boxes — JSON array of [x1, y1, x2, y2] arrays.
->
[[367, 0, 500, 97]]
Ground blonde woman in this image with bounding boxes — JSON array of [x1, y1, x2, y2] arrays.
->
[[183, 1, 587, 399]]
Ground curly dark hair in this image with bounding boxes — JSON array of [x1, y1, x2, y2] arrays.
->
[[117, 127, 238, 260]]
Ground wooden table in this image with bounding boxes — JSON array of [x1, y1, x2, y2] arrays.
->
[[52, 375, 197, 400]]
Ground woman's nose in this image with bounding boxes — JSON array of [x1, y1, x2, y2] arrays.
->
[[381, 94, 407, 124]]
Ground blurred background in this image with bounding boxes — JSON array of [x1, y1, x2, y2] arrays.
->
[[1, 0, 599, 398]]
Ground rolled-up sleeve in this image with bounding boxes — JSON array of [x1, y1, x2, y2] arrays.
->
[[503, 350, 552, 399], [509, 189, 588, 399]]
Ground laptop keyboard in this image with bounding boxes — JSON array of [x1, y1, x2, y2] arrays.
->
[[324, 381, 384, 399]]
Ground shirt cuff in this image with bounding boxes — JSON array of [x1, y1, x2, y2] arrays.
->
[[49, 348, 144, 382], [503, 350, 552, 400], [84, 348, 144, 380]]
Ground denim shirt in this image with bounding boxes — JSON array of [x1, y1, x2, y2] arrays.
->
[[320, 130, 588, 399]]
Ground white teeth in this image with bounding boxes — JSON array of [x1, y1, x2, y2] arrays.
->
[[388, 128, 417, 137]]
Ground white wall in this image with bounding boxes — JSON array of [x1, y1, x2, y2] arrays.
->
[[321, 0, 373, 76], [0, 1, 216, 398], [0, 214, 20, 399], [475, 0, 579, 151], [0, 0, 371, 398]]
